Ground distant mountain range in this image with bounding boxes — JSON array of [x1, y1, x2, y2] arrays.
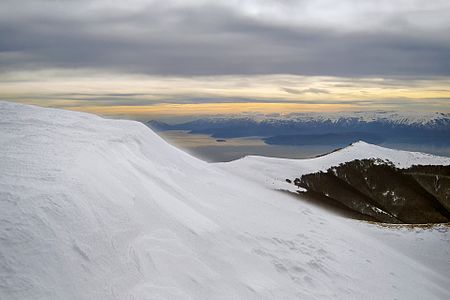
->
[[146, 111, 450, 147]]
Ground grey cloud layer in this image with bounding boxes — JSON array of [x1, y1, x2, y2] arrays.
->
[[1, 0, 449, 76]]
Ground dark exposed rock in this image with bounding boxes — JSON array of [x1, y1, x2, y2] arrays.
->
[[404, 165, 450, 212], [291, 160, 450, 224], [292, 190, 379, 222]]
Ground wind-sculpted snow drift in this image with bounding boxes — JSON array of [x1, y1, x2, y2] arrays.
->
[[1, 101, 450, 300]]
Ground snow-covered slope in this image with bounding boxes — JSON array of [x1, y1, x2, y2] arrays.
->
[[1, 101, 449, 300], [220, 141, 450, 193]]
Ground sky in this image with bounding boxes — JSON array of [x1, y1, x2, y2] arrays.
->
[[1, 0, 449, 120]]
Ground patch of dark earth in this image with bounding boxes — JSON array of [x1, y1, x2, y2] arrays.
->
[[286, 159, 450, 224]]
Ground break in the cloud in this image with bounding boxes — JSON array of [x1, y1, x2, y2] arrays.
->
[[0, 0, 449, 118], [1, 70, 449, 120], [282, 88, 330, 95]]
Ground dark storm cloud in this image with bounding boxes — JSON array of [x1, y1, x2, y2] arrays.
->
[[0, 0, 449, 77]]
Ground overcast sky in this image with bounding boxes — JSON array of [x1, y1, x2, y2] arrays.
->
[[1, 0, 449, 117]]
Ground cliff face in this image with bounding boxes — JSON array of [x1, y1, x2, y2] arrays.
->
[[293, 159, 450, 224]]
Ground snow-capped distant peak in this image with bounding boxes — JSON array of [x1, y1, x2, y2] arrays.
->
[[161, 110, 450, 126], [280, 111, 450, 126]]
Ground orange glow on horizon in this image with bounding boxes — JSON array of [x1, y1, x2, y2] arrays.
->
[[1, 71, 449, 117], [67, 102, 356, 118]]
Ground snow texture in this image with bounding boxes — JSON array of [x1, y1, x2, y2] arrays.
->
[[220, 141, 450, 193], [1, 101, 449, 300]]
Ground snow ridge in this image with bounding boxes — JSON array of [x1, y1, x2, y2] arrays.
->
[[221, 140, 450, 193]]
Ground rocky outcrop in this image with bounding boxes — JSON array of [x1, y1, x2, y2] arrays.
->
[[404, 165, 450, 212], [290, 159, 450, 224]]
